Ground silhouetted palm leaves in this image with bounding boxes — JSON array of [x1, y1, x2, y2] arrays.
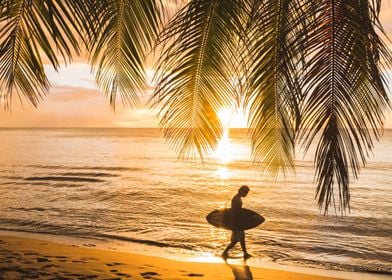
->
[[0, 0, 85, 106], [89, 0, 160, 107], [0, 0, 390, 214], [152, 0, 247, 159], [299, 0, 391, 213], [245, 0, 304, 179]]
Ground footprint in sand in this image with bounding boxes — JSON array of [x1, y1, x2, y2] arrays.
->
[[23, 251, 38, 256], [114, 272, 132, 277], [106, 262, 125, 267], [83, 243, 97, 247], [140, 271, 160, 279], [72, 260, 88, 263], [84, 274, 99, 278], [64, 272, 91, 277], [187, 273, 204, 277], [55, 255, 67, 259], [36, 257, 50, 263], [5, 254, 16, 259], [43, 264, 57, 269]]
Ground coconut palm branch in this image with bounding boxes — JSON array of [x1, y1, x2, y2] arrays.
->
[[0, 0, 89, 108], [300, 0, 391, 214], [245, 0, 304, 179], [152, 0, 247, 159], [89, 0, 161, 108]]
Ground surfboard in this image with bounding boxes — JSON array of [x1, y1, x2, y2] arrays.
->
[[206, 208, 265, 231]]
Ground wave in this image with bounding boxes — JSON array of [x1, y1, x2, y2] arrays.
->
[[24, 176, 105, 183], [0, 222, 195, 251], [25, 165, 143, 172], [1, 181, 84, 188], [57, 172, 119, 177], [285, 258, 392, 275], [94, 233, 195, 250]]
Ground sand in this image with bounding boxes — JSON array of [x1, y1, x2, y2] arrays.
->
[[0, 234, 344, 279]]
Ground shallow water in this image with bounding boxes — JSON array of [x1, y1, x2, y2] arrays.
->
[[0, 128, 390, 275]]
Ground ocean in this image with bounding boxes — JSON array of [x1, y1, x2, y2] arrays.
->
[[0, 128, 390, 275]]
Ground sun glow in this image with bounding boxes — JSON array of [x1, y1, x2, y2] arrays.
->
[[217, 166, 230, 180], [217, 107, 247, 128], [218, 108, 232, 127], [215, 130, 232, 164], [215, 108, 236, 180]]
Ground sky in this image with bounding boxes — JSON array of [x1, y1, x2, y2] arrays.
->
[[0, 64, 160, 127], [1, 3, 392, 128]]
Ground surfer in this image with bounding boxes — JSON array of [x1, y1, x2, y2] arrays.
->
[[222, 185, 252, 260]]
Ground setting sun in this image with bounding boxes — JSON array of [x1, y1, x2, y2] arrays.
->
[[218, 108, 232, 127], [218, 107, 247, 128]]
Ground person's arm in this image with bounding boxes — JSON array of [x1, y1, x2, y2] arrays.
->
[[231, 195, 241, 211]]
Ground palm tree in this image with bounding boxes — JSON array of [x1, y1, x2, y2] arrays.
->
[[0, 0, 390, 214]]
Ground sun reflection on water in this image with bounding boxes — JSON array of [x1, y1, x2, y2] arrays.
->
[[217, 166, 230, 180], [215, 129, 232, 164], [215, 129, 233, 180]]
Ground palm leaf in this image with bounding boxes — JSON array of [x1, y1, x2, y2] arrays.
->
[[152, 0, 247, 159], [245, 0, 304, 179], [300, 0, 391, 214], [0, 0, 90, 108], [89, 0, 160, 108]]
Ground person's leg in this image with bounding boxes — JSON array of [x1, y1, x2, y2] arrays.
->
[[239, 231, 252, 259], [222, 241, 236, 256], [222, 231, 237, 258]]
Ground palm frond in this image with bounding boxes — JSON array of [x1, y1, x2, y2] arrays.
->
[[152, 0, 247, 159], [0, 0, 90, 108], [245, 0, 304, 179], [89, 0, 160, 108], [0, 0, 47, 107], [300, 0, 391, 214]]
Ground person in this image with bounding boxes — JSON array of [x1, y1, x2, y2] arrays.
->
[[222, 185, 252, 259]]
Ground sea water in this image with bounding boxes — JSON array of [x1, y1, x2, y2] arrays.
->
[[0, 128, 390, 275]]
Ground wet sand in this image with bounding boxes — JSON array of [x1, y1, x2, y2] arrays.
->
[[0, 234, 346, 280]]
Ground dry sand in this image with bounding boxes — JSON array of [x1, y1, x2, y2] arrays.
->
[[0, 234, 343, 279]]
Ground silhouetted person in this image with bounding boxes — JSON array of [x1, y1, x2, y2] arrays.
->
[[222, 185, 251, 259]]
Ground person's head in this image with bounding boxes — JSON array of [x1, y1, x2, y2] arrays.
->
[[238, 185, 250, 197]]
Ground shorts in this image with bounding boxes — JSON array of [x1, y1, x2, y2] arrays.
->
[[231, 230, 245, 242]]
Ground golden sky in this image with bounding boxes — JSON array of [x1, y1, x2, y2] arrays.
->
[[1, 3, 392, 128], [0, 64, 160, 127]]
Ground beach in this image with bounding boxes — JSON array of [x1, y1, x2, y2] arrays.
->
[[0, 128, 390, 278], [0, 233, 348, 280]]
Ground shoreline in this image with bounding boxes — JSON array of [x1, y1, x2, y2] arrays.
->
[[0, 230, 389, 280]]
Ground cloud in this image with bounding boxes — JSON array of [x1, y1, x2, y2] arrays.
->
[[45, 63, 96, 90], [0, 84, 160, 128], [48, 86, 99, 102]]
